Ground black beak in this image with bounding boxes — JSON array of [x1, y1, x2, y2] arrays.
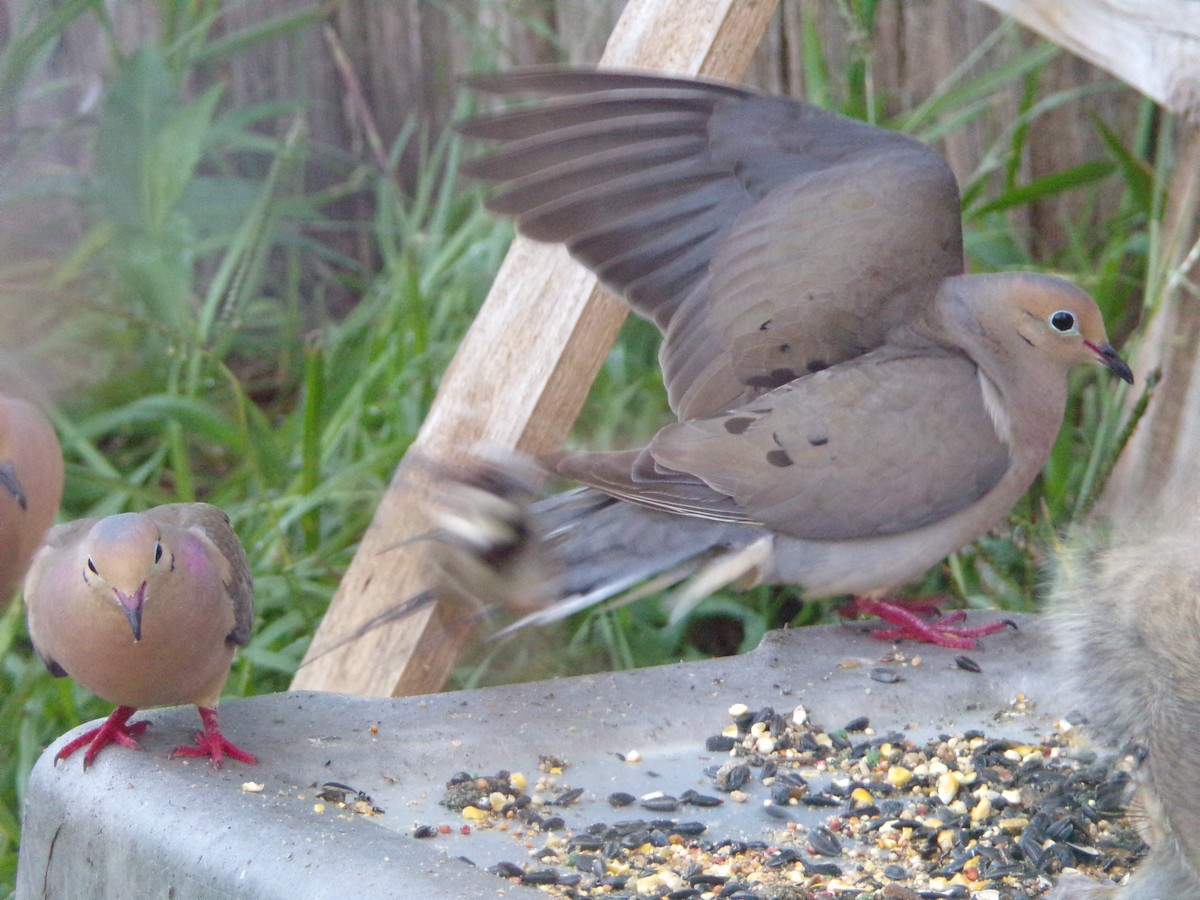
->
[[124, 604, 142, 642], [0, 461, 27, 509], [116, 586, 146, 642], [1092, 342, 1133, 384]]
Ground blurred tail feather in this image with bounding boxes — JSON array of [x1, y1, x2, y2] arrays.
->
[[424, 453, 768, 635]]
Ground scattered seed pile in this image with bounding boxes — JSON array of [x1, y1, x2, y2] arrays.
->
[[416, 695, 1146, 899]]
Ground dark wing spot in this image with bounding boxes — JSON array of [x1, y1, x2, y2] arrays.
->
[[766, 449, 794, 468], [806, 360, 829, 373], [778, 343, 791, 353], [724, 416, 755, 435], [808, 435, 829, 447], [745, 368, 798, 391], [759, 319, 772, 331]]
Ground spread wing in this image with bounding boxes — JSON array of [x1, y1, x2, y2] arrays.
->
[[462, 67, 965, 420]]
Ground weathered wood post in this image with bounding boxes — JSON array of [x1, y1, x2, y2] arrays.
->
[[293, 0, 780, 696]]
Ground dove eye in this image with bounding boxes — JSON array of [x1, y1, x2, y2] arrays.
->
[[86, 557, 98, 575], [153, 542, 163, 564], [1049, 310, 1078, 334]]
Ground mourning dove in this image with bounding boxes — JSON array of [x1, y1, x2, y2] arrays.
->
[[0, 393, 63, 611], [427, 68, 1132, 647], [24, 503, 256, 768], [1050, 509, 1200, 898]]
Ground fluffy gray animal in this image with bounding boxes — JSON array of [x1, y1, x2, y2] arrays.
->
[[1051, 512, 1200, 898]]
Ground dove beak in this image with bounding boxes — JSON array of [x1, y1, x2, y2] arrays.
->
[[115, 585, 147, 642], [1086, 341, 1133, 385], [0, 460, 27, 509]]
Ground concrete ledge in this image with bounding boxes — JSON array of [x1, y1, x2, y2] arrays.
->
[[18, 613, 1058, 899]]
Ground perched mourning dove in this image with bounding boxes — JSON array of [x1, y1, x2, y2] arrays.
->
[[0, 393, 63, 611], [427, 68, 1132, 647], [24, 503, 256, 768], [1050, 509, 1200, 898]]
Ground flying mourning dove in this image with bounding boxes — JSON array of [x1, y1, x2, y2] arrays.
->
[[426, 67, 1133, 647], [1050, 508, 1200, 898], [24, 503, 257, 768], [0, 393, 63, 612]]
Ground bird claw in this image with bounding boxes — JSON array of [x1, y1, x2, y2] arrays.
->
[[852, 596, 1017, 649], [54, 705, 149, 769], [169, 707, 257, 768]]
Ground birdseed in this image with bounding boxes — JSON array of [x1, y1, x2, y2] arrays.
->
[[424, 695, 1145, 898]]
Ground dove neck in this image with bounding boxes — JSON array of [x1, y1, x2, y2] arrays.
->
[[903, 275, 1070, 453]]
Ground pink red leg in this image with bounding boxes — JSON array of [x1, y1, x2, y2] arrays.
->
[[54, 705, 149, 769], [170, 707, 257, 767], [853, 596, 1017, 649]]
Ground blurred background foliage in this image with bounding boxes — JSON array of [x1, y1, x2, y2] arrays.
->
[[0, 0, 1179, 890]]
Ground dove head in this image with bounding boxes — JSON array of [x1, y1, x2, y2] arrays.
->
[[82, 513, 167, 642], [942, 273, 1133, 384]]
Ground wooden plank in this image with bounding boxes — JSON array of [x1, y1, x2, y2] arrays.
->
[[1096, 119, 1200, 517], [977, 0, 1200, 115], [976, 2, 1200, 518], [292, 0, 780, 697]]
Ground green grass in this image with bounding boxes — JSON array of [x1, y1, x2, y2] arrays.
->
[[0, 4, 1171, 893], [0, 5, 508, 888]]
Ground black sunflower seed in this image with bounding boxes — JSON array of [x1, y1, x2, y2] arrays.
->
[[490, 861, 523, 878], [714, 761, 751, 792], [955, 655, 982, 673], [519, 869, 560, 885], [806, 826, 842, 857], [640, 795, 680, 812]]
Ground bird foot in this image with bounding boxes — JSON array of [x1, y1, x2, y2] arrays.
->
[[851, 596, 1016, 649], [170, 707, 257, 767], [55, 705, 149, 768]]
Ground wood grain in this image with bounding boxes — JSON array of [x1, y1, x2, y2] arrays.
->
[[292, 0, 780, 696], [978, 0, 1200, 115]]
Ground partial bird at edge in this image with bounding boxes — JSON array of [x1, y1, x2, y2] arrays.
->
[[0, 392, 63, 613]]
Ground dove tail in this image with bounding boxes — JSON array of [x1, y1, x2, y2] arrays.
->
[[424, 458, 768, 633], [1050, 519, 1200, 898]]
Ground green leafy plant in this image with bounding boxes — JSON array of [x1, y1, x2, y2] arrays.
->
[[0, 5, 1169, 893]]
